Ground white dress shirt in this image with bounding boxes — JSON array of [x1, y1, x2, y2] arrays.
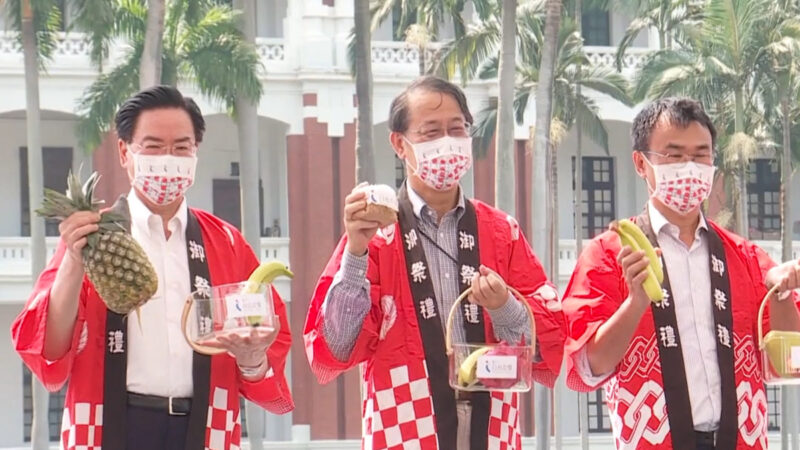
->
[[125, 190, 195, 398], [576, 201, 721, 432]]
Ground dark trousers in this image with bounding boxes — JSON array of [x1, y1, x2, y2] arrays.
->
[[695, 430, 716, 450], [126, 404, 190, 450]]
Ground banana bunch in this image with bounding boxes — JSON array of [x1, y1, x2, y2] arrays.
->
[[457, 346, 491, 387], [611, 219, 664, 303], [242, 261, 294, 326]]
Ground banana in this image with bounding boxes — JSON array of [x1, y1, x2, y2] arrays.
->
[[242, 261, 294, 326], [618, 219, 663, 284], [457, 346, 491, 387], [611, 220, 664, 303]]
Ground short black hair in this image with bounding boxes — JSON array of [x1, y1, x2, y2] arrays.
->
[[631, 97, 716, 152], [388, 76, 473, 133], [115, 85, 206, 143]]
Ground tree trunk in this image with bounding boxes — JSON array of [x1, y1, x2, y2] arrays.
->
[[573, 0, 589, 446], [139, 0, 166, 88], [780, 95, 800, 450], [531, 1, 562, 448], [22, 1, 49, 448], [231, 0, 273, 446], [418, 44, 426, 75], [781, 97, 792, 262], [549, 141, 563, 450], [734, 88, 748, 236], [494, 0, 517, 215], [354, 0, 376, 183]]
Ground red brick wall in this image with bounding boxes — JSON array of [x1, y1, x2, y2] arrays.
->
[[91, 131, 131, 205], [287, 109, 362, 439]]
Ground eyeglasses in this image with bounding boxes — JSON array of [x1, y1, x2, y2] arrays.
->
[[128, 141, 197, 157], [643, 150, 714, 167], [408, 122, 472, 141]]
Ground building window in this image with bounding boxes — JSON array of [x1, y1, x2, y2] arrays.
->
[[20, 147, 73, 237], [581, 7, 610, 46], [766, 385, 781, 431], [573, 156, 616, 239], [23, 366, 67, 442], [587, 389, 612, 432], [212, 178, 267, 236], [256, 0, 287, 37], [748, 159, 781, 240]]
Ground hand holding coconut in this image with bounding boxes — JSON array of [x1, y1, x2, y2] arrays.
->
[[344, 183, 398, 256]]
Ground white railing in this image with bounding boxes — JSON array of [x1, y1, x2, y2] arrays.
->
[[583, 46, 651, 72], [261, 237, 290, 263], [0, 32, 288, 73], [255, 37, 285, 62], [370, 41, 442, 77], [0, 32, 90, 57], [372, 41, 423, 65], [371, 40, 653, 77]]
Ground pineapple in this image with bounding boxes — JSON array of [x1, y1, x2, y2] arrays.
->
[[36, 171, 158, 315]]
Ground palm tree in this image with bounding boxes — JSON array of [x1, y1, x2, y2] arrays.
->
[[355, 0, 376, 183], [494, 0, 517, 215], [140, 0, 166, 87], [531, 1, 561, 446], [1, 0, 70, 446], [228, 0, 268, 446], [368, 0, 474, 75], [19, 0, 48, 447], [754, 1, 800, 261], [435, 2, 549, 217], [76, 0, 264, 151], [611, 0, 704, 68], [630, 0, 800, 236], [472, 21, 631, 158]]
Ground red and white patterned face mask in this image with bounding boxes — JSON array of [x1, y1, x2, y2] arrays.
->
[[405, 135, 472, 191], [131, 152, 197, 206], [645, 159, 715, 215]]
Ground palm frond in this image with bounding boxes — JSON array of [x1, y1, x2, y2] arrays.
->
[[577, 66, 632, 106], [2, 0, 62, 64], [69, 0, 116, 66], [180, 6, 263, 115], [574, 94, 610, 153], [434, 18, 500, 83], [471, 103, 498, 159], [615, 17, 651, 71], [76, 48, 141, 151]]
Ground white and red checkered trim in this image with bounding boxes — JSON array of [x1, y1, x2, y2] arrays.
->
[[60, 402, 103, 450], [363, 361, 438, 450], [206, 387, 241, 450], [488, 392, 521, 450]]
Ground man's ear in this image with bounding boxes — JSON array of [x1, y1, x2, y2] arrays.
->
[[389, 132, 407, 159], [632, 151, 647, 178], [118, 139, 129, 167]]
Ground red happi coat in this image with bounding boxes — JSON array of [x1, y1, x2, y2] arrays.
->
[[12, 209, 294, 450], [304, 199, 566, 450], [562, 219, 798, 450]]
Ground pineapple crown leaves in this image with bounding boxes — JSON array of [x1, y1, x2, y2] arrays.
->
[[35, 170, 128, 248]]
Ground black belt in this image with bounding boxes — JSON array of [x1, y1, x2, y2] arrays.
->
[[695, 430, 716, 448], [455, 391, 473, 403], [127, 392, 192, 416]]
